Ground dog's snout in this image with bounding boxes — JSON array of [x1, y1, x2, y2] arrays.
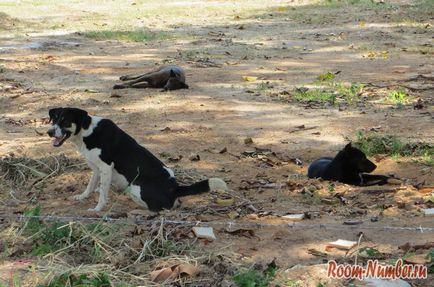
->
[[47, 128, 55, 137]]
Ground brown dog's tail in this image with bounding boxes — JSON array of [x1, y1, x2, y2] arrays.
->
[[174, 178, 227, 197]]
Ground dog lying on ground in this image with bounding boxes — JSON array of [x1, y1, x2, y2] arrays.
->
[[47, 107, 226, 212], [113, 65, 189, 91], [307, 143, 391, 186]]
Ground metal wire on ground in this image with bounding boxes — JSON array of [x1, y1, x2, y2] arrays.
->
[[1, 213, 433, 233]]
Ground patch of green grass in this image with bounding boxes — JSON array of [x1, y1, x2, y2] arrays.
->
[[414, 154, 434, 167], [22, 205, 42, 234], [333, 82, 364, 104], [427, 249, 434, 274], [354, 132, 434, 159], [37, 273, 111, 287], [234, 264, 276, 287], [21, 206, 116, 257], [82, 29, 167, 42], [302, 189, 322, 205], [317, 71, 335, 81], [292, 88, 336, 104], [309, 77, 364, 105], [390, 253, 416, 266], [388, 87, 411, 104], [327, 184, 335, 195], [277, 279, 302, 287], [354, 132, 406, 156]]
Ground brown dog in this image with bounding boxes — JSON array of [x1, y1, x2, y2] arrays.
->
[[113, 65, 189, 91]]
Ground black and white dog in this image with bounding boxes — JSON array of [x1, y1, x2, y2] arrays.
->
[[47, 107, 227, 212], [307, 143, 390, 186]]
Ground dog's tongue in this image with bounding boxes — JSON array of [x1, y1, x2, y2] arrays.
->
[[52, 137, 63, 147]]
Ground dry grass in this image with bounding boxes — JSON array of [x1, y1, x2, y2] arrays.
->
[[1, 215, 235, 286], [0, 154, 83, 188]]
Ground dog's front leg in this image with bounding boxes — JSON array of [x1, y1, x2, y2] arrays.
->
[[89, 163, 113, 212], [74, 162, 100, 201]]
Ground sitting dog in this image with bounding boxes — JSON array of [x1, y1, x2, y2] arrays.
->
[[47, 107, 226, 212], [113, 65, 189, 91], [307, 143, 390, 186]]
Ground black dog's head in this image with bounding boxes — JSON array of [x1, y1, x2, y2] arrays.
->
[[163, 69, 189, 91], [47, 108, 91, 147], [343, 143, 376, 173]]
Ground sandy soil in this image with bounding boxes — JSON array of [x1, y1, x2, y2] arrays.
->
[[0, 0, 433, 286]]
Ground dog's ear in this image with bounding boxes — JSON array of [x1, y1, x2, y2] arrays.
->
[[49, 108, 62, 122], [343, 142, 353, 155], [169, 69, 176, 78], [72, 108, 91, 133]]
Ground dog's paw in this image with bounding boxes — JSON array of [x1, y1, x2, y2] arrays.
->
[[88, 206, 102, 212], [74, 193, 89, 201]]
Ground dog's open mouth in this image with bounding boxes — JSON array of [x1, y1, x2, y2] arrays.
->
[[52, 134, 69, 147]]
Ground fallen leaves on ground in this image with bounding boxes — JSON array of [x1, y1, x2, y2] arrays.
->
[[150, 263, 197, 283]]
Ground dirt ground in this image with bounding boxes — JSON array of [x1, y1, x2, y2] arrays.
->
[[0, 0, 433, 286]]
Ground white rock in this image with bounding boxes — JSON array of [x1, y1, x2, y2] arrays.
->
[[422, 208, 434, 216], [192, 227, 216, 241], [281, 214, 305, 221], [327, 239, 357, 250]]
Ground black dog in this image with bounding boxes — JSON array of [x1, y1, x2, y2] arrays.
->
[[47, 107, 226, 212], [307, 143, 390, 186], [113, 65, 189, 91]]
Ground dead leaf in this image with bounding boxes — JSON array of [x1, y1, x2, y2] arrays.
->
[[399, 242, 434, 252], [110, 93, 122, 98], [168, 155, 183, 162], [404, 254, 431, 265], [244, 137, 253, 145], [150, 263, 197, 283], [224, 227, 256, 238], [208, 147, 227, 154], [308, 248, 328, 257], [225, 61, 239, 66], [419, 187, 434, 194], [228, 211, 239, 219], [84, 88, 98, 93], [343, 220, 363, 225], [219, 147, 228, 154], [216, 198, 235, 206], [34, 129, 44, 136], [242, 76, 258, 82], [189, 154, 200, 161]]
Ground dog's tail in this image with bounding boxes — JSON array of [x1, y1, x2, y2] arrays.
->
[[175, 178, 227, 197]]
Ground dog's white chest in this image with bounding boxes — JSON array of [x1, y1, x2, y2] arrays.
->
[[80, 147, 129, 189], [81, 147, 104, 166]]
